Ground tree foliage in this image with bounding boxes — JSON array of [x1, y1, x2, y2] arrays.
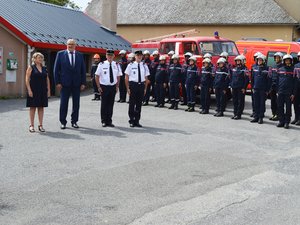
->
[[38, 0, 80, 9]]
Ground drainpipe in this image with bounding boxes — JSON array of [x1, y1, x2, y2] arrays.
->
[[25, 45, 35, 97]]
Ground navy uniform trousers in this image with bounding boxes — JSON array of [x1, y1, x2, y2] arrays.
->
[[100, 85, 116, 124], [129, 82, 145, 124]]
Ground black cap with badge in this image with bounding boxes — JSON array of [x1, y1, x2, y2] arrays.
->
[[134, 50, 143, 55], [106, 49, 115, 55]]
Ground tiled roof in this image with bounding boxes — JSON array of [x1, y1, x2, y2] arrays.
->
[[0, 0, 131, 51], [87, 0, 298, 25]]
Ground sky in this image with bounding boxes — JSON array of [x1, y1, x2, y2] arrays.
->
[[73, 0, 90, 10]]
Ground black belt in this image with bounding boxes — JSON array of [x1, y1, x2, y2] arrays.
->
[[129, 81, 145, 85]]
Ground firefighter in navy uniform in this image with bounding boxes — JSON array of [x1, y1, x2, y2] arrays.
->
[[276, 54, 296, 129], [292, 52, 300, 125], [249, 52, 262, 118], [250, 54, 272, 124], [142, 50, 152, 106], [181, 52, 193, 105], [91, 54, 101, 101], [117, 50, 128, 103], [269, 52, 283, 121], [168, 54, 182, 110], [199, 58, 214, 114], [185, 56, 199, 112], [154, 55, 169, 108], [125, 50, 150, 127], [214, 57, 230, 117], [230, 55, 249, 120], [95, 50, 122, 127]]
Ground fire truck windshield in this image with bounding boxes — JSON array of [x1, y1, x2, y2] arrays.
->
[[199, 41, 239, 56]]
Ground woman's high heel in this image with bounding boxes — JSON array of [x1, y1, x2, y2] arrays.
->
[[29, 125, 35, 133], [38, 125, 45, 132]]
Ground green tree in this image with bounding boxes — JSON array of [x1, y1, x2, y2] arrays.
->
[[38, 0, 80, 9]]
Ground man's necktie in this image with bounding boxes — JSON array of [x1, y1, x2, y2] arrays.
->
[[70, 52, 74, 67], [138, 63, 141, 83], [110, 63, 114, 83]]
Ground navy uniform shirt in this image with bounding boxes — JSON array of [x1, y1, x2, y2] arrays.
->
[[155, 63, 169, 83], [169, 63, 182, 83], [186, 65, 199, 85], [277, 65, 296, 95], [251, 64, 272, 91], [95, 60, 122, 85], [271, 63, 283, 91], [200, 65, 214, 88], [230, 65, 249, 89], [214, 66, 230, 89]]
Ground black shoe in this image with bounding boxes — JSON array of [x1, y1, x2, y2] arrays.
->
[[120, 100, 126, 103], [202, 111, 209, 114], [158, 104, 164, 108], [130, 123, 135, 128], [60, 124, 66, 129], [258, 118, 264, 124], [250, 113, 254, 118], [185, 107, 190, 112], [154, 104, 159, 107], [135, 123, 143, 128], [96, 98, 100, 101], [180, 102, 187, 106], [92, 98, 97, 101], [174, 104, 178, 110], [234, 116, 241, 120], [188, 108, 195, 112], [200, 110, 205, 114], [107, 123, 115, 127], [284, 123, 289, 129], [277, 123, 284, 128], [231, 115, 236, 119], [273, 115, 279, 121], [102, 123, 107, 127], [291, 119, 298, 125], [72, 123, 79, 129], [295, 120, 300, 126], [168, 104, 175, 109], [117, 99, 121, 103], [216, 112, 224, 117], [250, 118, 259, 123], [143, 102, 149, 106]]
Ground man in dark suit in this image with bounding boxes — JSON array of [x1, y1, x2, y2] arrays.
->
[[54, 39, 86, 129]]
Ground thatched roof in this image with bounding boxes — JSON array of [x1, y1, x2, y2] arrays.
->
[[86, 0, 298, 25]]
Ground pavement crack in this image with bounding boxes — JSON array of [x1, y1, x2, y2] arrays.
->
[[199, 196, 251, 222]]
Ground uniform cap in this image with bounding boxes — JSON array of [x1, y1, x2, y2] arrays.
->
[[135, 50, 143, 55], [106, 49, 114, 55]]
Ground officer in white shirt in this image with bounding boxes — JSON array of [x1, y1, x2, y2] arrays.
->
[[125, 50, 150, 127], [95, 49, 122, 127]]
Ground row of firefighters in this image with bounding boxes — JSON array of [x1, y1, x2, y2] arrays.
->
[[91, 50, 300, 129]]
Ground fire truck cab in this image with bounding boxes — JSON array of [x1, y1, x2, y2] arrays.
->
[[159, 36, 239, 66]]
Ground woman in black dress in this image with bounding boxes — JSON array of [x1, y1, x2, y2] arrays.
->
[[25, 52, 50, 132]]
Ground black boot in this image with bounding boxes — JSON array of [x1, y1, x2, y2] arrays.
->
[[185, 103, 191, 111], [250, 118, 259, 123], [258, 118, 264, 124], [284, 123, 290, 129], [174, 101, 179, 110], [168, 101, 175, 109], [188, 103, 195, 112]]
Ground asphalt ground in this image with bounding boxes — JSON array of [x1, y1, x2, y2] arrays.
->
[[0, 91, 300, 225]]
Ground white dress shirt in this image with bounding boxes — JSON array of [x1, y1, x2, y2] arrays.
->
[[125, 61, 150, 82], [67, 50, 75, 66], [95, 60, 122, 85]]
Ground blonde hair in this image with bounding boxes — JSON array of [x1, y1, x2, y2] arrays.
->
[[32, 52, 44, 65], [67, 39, 76, 45]]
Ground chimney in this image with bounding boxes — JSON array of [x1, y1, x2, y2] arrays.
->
[[85, 0, 118, 32]]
